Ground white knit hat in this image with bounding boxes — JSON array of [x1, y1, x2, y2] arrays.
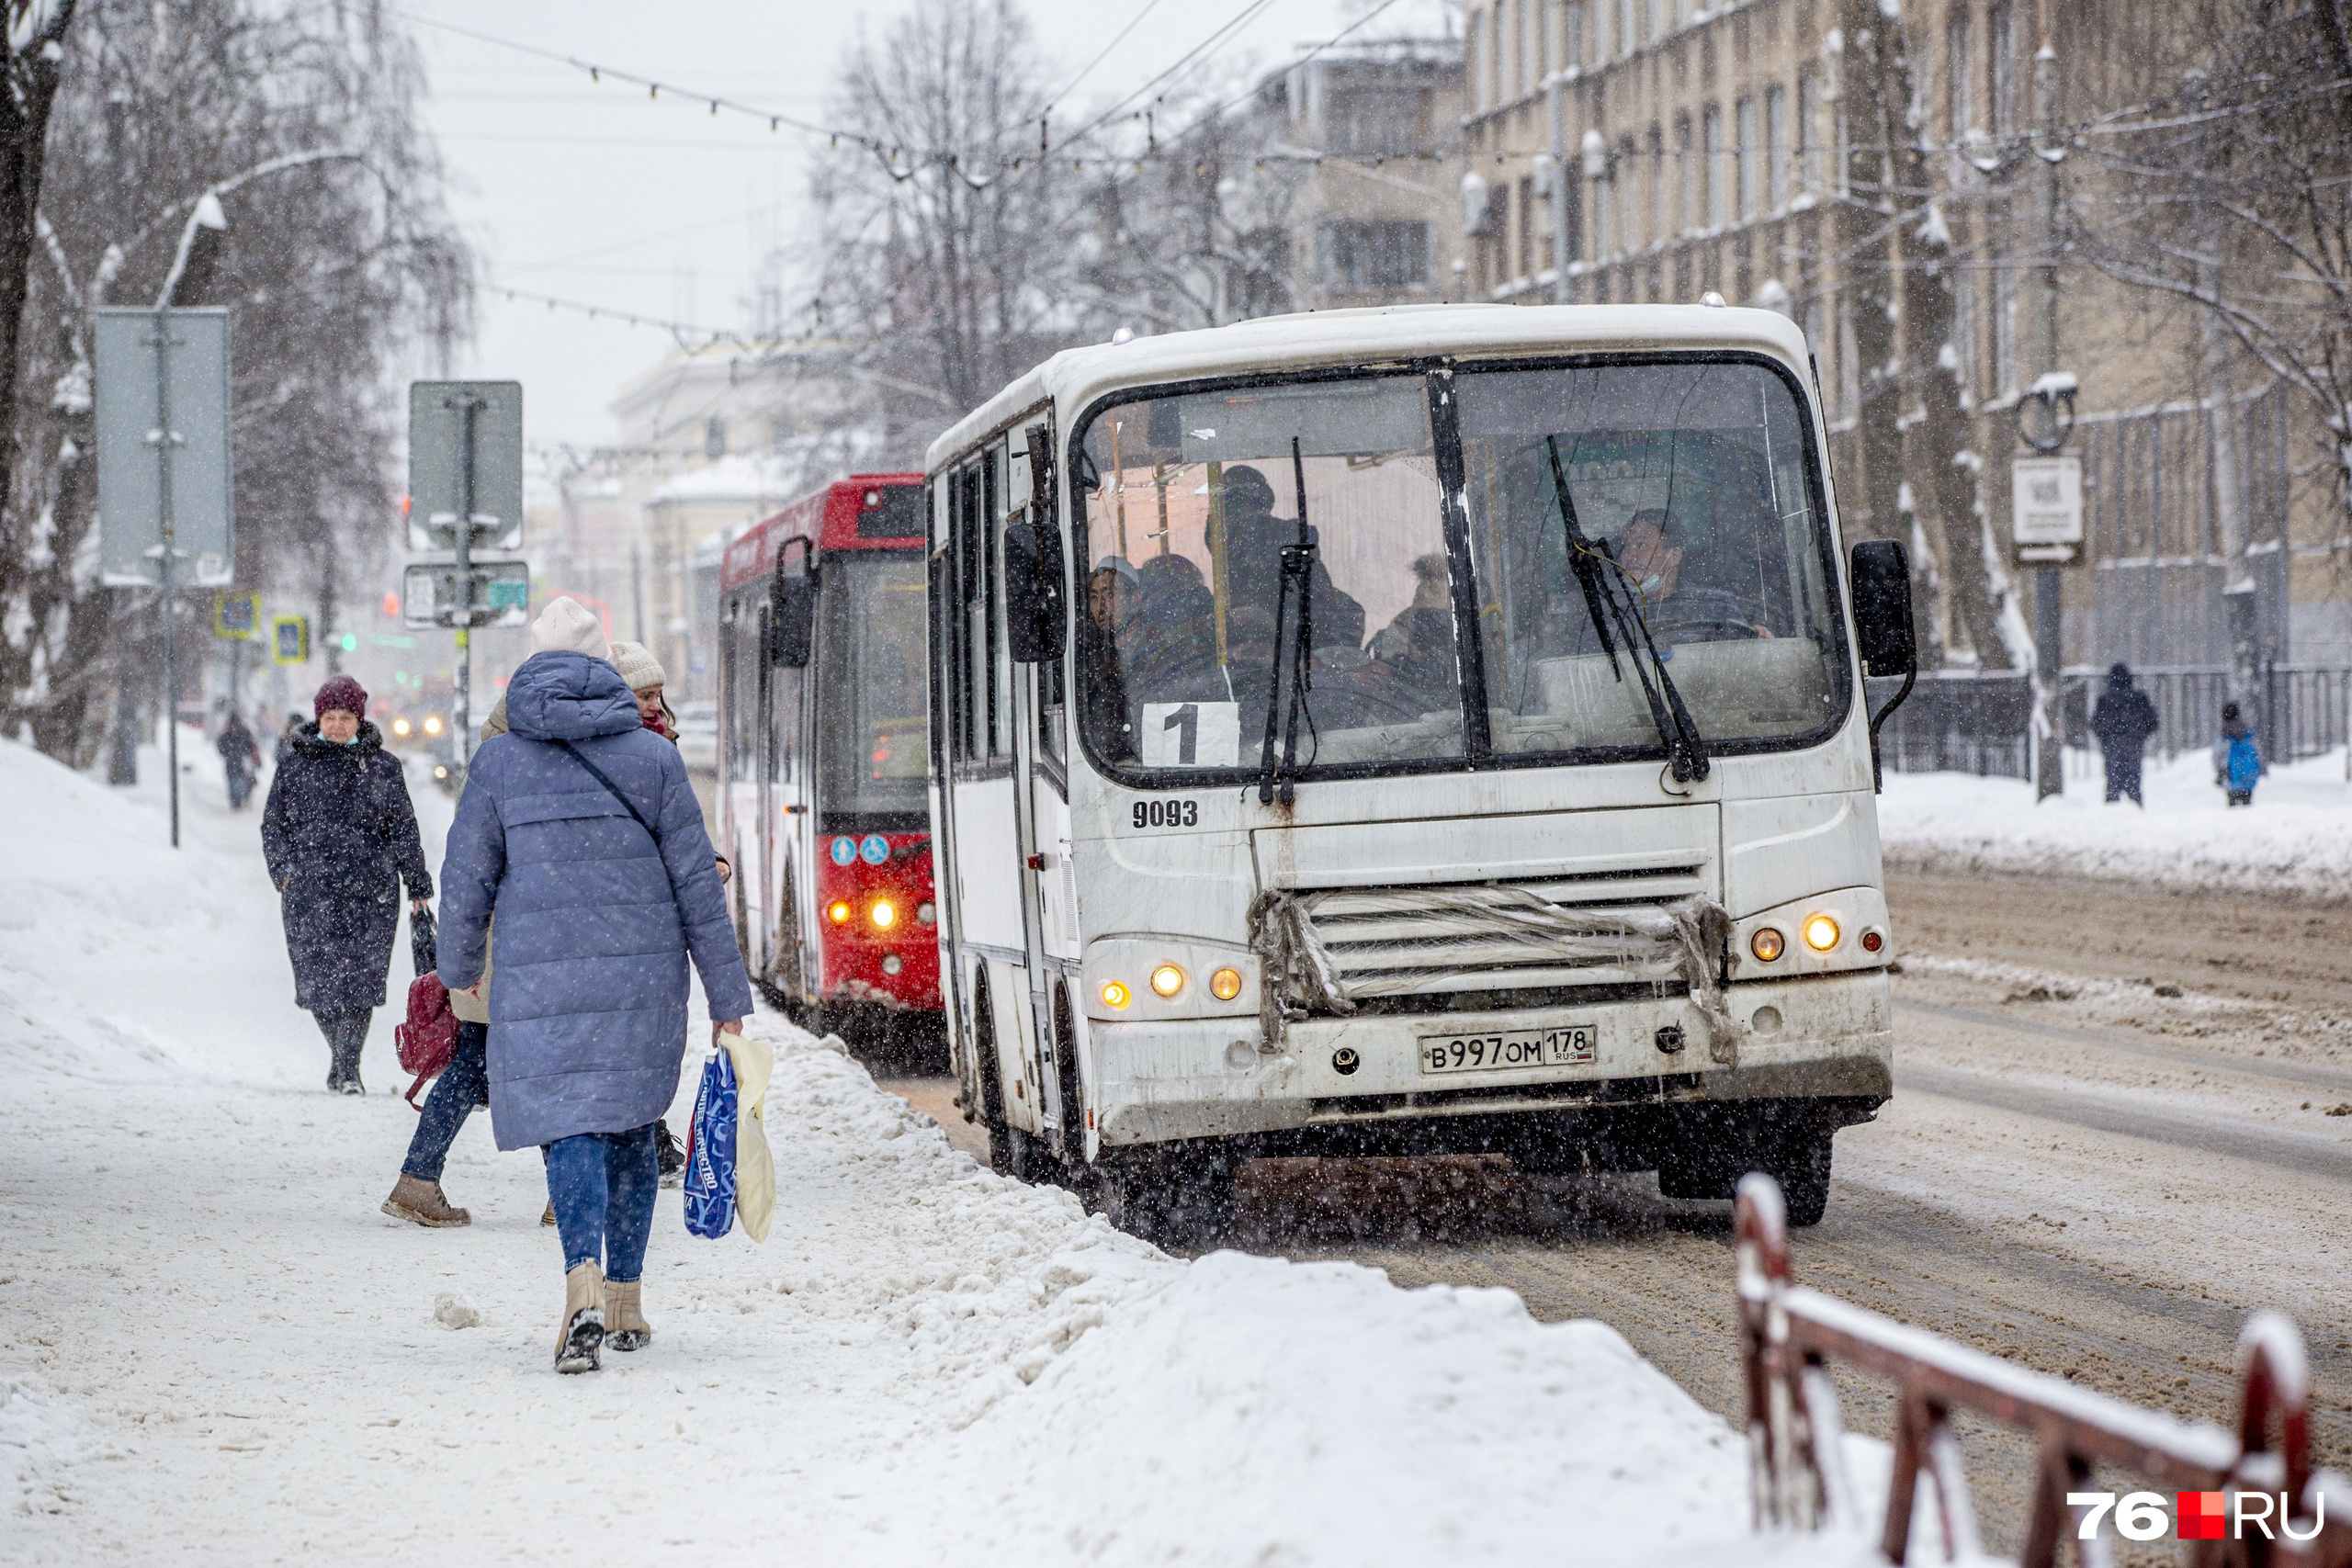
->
[[607, 639, 666, 694], [532, 596, 609, 659]]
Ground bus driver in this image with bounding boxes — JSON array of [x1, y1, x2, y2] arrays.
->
[[1615, 510, 1776, 645]]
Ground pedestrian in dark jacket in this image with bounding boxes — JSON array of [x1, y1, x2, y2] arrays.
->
[[261, 674, 433, 1093], [216, 711, 261, 810], [2088, 662, 2161, 806], [2213, 701, 2264, 807], [275, 712, 305, 769], [435, 613, 755, 1375]]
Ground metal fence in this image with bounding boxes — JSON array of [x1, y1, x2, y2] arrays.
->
[[1866, 664, 2350, 781]]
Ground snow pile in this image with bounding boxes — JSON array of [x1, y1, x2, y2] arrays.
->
[[1880, 748, 2352, 901], [1, 731, 1879, 1565]]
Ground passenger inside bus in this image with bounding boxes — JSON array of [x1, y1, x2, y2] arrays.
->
[[1083, 558, 1139, 760], [1209, 464, 1366, 654]]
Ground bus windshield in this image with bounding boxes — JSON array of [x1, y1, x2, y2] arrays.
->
[[1072, 357, 1843, 782], [815, 551, 929, 825]]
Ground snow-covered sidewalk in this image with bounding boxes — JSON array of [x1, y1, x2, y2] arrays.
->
[[0, 735, 1835, 1565], [1880, 747, 2352, 901]]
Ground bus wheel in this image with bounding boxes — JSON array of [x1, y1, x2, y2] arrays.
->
[[1097, 1145, 1235, 1251], [1768, 1128, 1834, 1227]]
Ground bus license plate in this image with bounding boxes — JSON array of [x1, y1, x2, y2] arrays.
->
[[1418, 1024, 1597, 1077]]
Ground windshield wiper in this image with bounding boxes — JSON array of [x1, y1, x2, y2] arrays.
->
[[1544, 435, 1710, 784], [1258, 436, 1319, 806]]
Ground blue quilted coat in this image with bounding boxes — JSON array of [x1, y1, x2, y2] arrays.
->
[[435, 651, 755, 1151]]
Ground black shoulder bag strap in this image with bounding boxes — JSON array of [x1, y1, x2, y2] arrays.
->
[[554, 740, 680, 904]]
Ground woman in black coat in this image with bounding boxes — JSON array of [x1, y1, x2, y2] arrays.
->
[[262, 674, 433, 1092]]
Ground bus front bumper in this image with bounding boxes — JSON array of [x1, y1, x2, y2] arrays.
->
[[1085, 970, 1893, 1152]]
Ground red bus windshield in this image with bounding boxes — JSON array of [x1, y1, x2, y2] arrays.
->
[[815, 551, 929, 825]]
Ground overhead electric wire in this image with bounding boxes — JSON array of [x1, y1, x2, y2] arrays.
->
[[1042, 0, 1168, 116]]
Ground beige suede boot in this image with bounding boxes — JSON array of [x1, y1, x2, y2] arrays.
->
[[605, 1279, 651, 1352], [381, 1175, 470, 1228], [554, 1261, 605, 1373]]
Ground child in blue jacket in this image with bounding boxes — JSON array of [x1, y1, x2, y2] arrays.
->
[[2214, 702, 2264, 807]]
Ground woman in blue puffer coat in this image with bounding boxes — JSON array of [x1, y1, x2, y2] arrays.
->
[[435, 599, 755, 1374]]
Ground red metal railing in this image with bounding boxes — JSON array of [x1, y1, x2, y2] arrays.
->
[[1736, 1173, 2352, 1565]]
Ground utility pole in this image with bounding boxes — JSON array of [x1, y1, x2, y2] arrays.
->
[[450, 389, 481, 766], [2031, 0, 2065, 801], [149, 301, 181, 846]]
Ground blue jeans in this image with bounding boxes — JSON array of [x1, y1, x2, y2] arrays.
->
[[543, 1124, 659, 1284], [400, 1022, 489, 1181]]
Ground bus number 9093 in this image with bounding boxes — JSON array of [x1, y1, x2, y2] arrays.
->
[[1132, 799, 1199, 829]]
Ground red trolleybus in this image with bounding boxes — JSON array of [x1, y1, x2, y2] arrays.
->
[[717, 475, 941, 1056]]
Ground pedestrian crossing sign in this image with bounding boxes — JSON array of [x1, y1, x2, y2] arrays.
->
[[270, 615, 309, 666], [213, 592, 261, 639]]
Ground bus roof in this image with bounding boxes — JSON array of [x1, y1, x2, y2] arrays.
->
[[924, 302, 1815, 473], [718, 473, 923, 593]]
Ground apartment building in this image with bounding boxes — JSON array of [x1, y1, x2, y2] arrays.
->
[[1460, 0, 2347, 669]]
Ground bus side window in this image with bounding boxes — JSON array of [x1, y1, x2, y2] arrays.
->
[[984, 443, 1010, 761], [957, 462, 989, 763]]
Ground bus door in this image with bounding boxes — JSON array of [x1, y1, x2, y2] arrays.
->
[[1009, 419, 1081, 1152], [945, 444, 1046, 1133], [764, 563, 812, 1003]]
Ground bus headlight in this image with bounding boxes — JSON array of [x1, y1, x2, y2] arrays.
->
[[827, 900, 853, 924], [1209, 967, 1244, 1001], [1803, 914, 1840, 952], [1101, 980, 1132, 1010], [1750, 927, 1785, 962], [423, 716, 443, 736], [871, 899, 897, 929], [391, 717, 412, 737], [1149, 964, 1185, 998]]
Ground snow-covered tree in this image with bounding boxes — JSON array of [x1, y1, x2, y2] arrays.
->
[[1, 0, 471, 762]]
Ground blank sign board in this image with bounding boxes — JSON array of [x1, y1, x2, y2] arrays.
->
[[407, 380, 524, 550], [94, 308, 234, 587]]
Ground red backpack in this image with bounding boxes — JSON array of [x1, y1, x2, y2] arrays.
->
[[395, 913, 459, 1108]]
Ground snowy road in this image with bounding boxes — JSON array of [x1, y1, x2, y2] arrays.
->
[[1179, 866, 2352, 1556]]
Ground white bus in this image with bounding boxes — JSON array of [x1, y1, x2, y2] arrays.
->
[[923, 304, 1917, 1243]]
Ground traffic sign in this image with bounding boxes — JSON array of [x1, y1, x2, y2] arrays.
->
[[270, 615, 309, 665], [403, 560, 530, 628], [406, 380, 523, 551], [2011, 455, 2084, 568], [94, 308, 234, 586], [213, 592, 260, 639]]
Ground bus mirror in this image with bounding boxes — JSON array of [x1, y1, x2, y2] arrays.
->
[[770, 578, 815, 667], [1002, 520, 1065, 664], [1849, 539, 1916, 677]]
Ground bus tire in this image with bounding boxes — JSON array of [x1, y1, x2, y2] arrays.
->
[[1097, 1145, 1235, 1250], [1768, 1129, 1834, 1228], [968, 969, 1016, 1179]]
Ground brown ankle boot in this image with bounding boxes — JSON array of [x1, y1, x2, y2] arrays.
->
[[381, 1174, 471, 1228], [540, 1201, 556, 1227], [554, 1261, 604, 1373], [605, 1279, 651, 1352]]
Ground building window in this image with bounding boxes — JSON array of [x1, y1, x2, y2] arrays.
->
[[1469, 11, 1489, 111], [1329, 88, 1424, 154], [1702, 103, 1724, 227], [1674, 113, 1694, 234], [1619, 137, 1640, 253], [1765, 85, 1788, 209], [1520, 0, 1537, 95], [1647, 123, 1667, 249], [704, 416, 727, 459], [1798, 71, 1821, 189], [1564, 1, 1586, 68], [1989, 2, 2016, 137], [1949, 9, 1974, 137], [1993, 254, 2018, 395], [1736, 95, 1758, 220], [1321, 220, 1435, 292], [1617, 0, 1634, 57], [1837, 292, 1860, 418]]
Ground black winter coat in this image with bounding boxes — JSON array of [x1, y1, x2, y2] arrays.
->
[[261, 720, 433, 1014]]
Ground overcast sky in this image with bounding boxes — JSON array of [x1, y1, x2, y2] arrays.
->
[[406, 0, 1462, 456]]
